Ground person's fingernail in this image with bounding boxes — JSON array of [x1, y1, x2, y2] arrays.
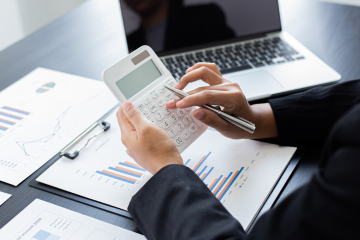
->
[[174, 83, 181, 88], [167, 99, 175, 106], [176, 100, 184, 107], [186, 67, 193, 72], [122, 102, 132, 112], [194, 110, 205, 120]]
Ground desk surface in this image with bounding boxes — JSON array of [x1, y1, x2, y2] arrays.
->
[[1, 0, 360, 231]]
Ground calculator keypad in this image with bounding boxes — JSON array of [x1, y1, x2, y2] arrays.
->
[[148, 103, 158, 113], [143, 98, 151, 105], [155, 111, 165, 121], [156, 97, 166, 106], [135, 77, 206, 151], [164, 91, 173, 101], [169, 113, 178, 123], [167, 128, 177, 138], [163, 107, 171, 115], [176, 108, 185, 117]]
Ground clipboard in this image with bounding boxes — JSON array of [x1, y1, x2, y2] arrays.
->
[[28, 107, 305, 225]]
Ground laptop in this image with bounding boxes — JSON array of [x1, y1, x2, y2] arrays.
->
[[118, 0, 341, 101]]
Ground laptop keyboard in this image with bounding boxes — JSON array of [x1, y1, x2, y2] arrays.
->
[[161, 37, 305, 80]]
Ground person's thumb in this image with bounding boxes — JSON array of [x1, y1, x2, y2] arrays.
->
[[122, 102, 146, 130]]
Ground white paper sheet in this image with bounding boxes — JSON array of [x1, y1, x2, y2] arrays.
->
[[0, 68, 117, 186], [0, 191, 11, 206], [37, 111, 296, 230], [0, 199, 146, 239]]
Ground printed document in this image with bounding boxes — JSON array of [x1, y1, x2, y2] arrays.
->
[[37, 112, 296, 230], [0, 199, 146, 239], [0, 68, 117, 185]]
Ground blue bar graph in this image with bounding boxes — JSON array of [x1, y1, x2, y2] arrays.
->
[[219, 167, 244, 201], [118, 162, 146, 172], [0, 112, 22, 120], [109, 167, 142, 178], [0, 119, 15, 125], [96, 171, 136, 184], [198, 166, 207, 176], [0, 126, 7, 131], [33, 230, 60, 240], [193, 152, 212, 172], [210, 175, 223, 191], [214, 172, 233, 197], [202, 167, 213, 181], [185, 159, 191, 166], [1, 106, 30, 115]]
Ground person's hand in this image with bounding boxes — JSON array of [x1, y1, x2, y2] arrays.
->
[[166, 63, 278, 139], [117, 102, 183, 175]]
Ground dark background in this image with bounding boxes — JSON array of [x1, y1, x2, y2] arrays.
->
[[0, 0, 359, 232]]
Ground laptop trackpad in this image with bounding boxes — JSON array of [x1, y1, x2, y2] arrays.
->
[[226, 71, 283, 100]]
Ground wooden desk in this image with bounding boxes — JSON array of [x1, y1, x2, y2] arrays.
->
[[1, 0, 359, 232]]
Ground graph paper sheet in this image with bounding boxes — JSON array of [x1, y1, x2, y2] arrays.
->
[[0, 199, 146, 240], [37, 112, 296, 231], [0, 68, 117, 186]]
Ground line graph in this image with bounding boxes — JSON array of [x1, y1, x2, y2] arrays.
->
[[16, 107, 71, 156]]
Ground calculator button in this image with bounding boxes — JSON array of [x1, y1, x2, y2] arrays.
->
[[182, 130, 191, 139], [156, 97, 166, 106], [175, 121, 185, 132], [167, 128, 177, 138], [141, 109, 150, 117], [164, 91, 173, 101], [161, 119, 171, 129], [155, 111, 165, 121], [174, 136, 184, 146], [148, 103, 158, 113], [190, 109, 204, 127], [159, 86, 166, 93], [169, 113, 178, 123], [189, 123, 198, 133], [182, 115, 192, 125], [163, 107, 172, 115], [143, 98, 151, 105], [166, 78, 177, 87], [150, 90, 159, 99], [185, 108, 192, 112], [176, 108, 185, 117], [137, 103, 144, 110]]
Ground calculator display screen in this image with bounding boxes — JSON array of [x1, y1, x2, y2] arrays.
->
[[116, 60, 162, 99]]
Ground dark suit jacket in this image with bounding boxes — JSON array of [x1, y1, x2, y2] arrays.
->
[[127, 3, 235, 52], [129, 80, 360, 239]]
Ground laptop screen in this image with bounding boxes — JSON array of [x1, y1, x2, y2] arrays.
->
[[119, 0, 281, 54]]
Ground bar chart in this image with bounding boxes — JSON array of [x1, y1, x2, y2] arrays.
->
[[96, 161, 146, 184], [32, 230, 60, 240], [0, 106, 30, 134], [185, 151, 246, 202]]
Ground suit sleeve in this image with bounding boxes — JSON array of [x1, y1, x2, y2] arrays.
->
[[129, 104, 360, 240], [128, 165, 246, 240], [128, 80, 360, 240], [268, 80, 360, 146]]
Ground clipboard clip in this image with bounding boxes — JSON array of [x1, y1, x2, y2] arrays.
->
[[60, 121, 110, 160]]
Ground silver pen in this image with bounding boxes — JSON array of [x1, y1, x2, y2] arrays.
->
[[164, 85, 256, 134]]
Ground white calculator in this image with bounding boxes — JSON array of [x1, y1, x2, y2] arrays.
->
[[102, 45, 207, 153]]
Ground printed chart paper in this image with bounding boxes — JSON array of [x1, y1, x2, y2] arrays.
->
[[37, 112, 296, 230], [0, 199, 146, 239], [0, 68, 117, 185], [0, 191, 11, 206]]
